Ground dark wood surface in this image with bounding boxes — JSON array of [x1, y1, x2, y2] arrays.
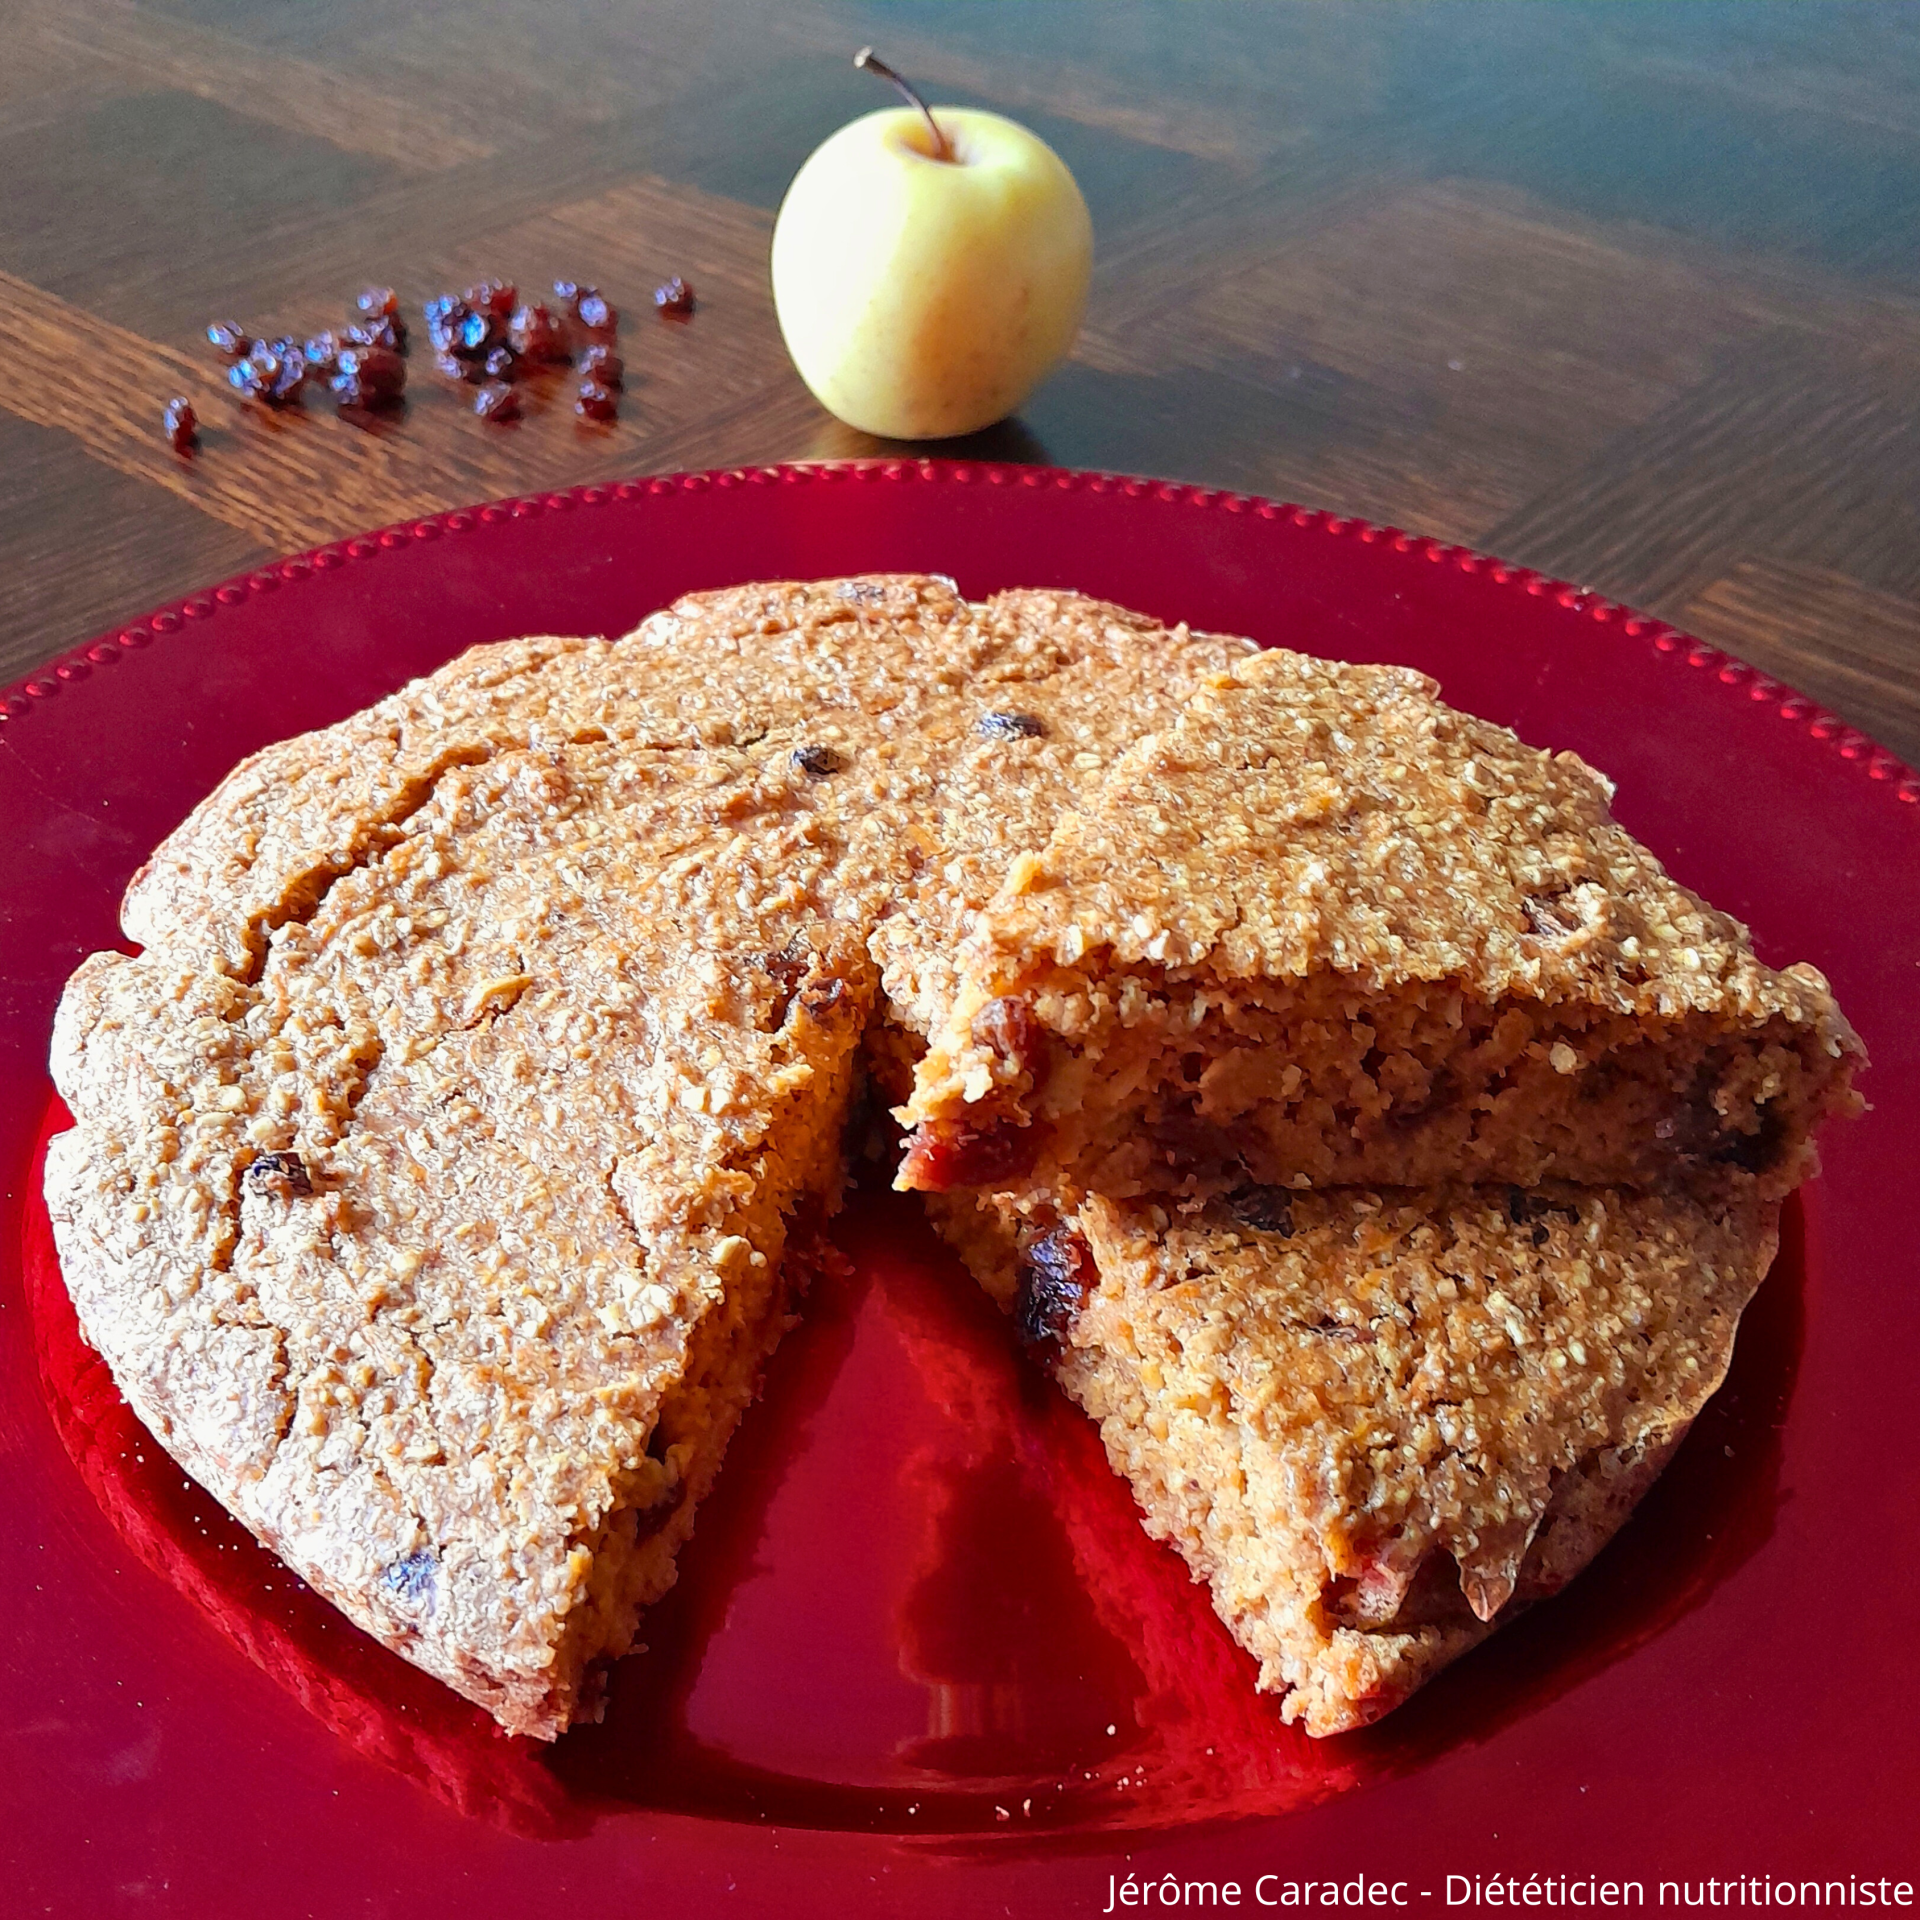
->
[[5, 0, 1920, 766]]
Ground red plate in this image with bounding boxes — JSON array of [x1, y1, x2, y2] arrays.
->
[[3, 465, 1916, 1917]]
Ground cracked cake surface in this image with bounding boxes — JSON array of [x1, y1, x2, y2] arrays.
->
[[46, 574, 1853, 1740], [46, 575, 1244, 1737]]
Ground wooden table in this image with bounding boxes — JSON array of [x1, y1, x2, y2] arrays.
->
[[5, 0, 1919, 766]]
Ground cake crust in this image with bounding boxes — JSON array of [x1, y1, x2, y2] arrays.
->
[[931, 1175, 1778, 1734], [47, 576, 1246, 1736]]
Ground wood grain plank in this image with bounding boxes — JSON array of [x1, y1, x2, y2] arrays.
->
[[1681, 558, 1920, 770], [15, 0, 493, 170], [1485, 332, 1920, 614], [0, 409, 270, 684]]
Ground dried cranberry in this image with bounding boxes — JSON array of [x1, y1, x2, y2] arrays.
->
[[975, 710, 1046, 740], [425, 297, 473, 355], [552, 278, 581, 307], [356, 286, 399, 320], [898, 1111, 1037, 1191], [230, 341, 305, 406], [577, 343, 623, 386], [971, 996, 1045, 1078], [345, 314, 404, 353], [1014, 1227, 1096, 1359], [473, 379, 520, 421], [433, 348, 478, 381], [162, 397, 197, 452], [465, 279, 516, 319], [303, 330, 343, 375], [576, 290, 616, 331], [206, 319, 251, 358], [652, 275, 695, 316], [574, 377, 617, 421], [507, 302, 565, 361], [790, 744, 844, 778], [483, 344, 517, 381], [455, 308, 496, 355], [243, 1150, 312, 1196], [336, 345, 405, 396]]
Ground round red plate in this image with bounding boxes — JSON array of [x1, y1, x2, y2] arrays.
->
[[3, 465, 1916, 1917]]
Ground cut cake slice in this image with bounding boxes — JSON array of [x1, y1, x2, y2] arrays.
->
[[898, 647, 1863, 1210], [925, 1174, 1778, 1734]]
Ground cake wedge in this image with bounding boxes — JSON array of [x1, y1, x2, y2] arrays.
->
[[898, 647, 1863, 1211], [925, 1173, 1779, 1734]]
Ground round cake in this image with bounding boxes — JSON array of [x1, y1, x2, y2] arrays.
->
[[46, 575, 1859, 1738]]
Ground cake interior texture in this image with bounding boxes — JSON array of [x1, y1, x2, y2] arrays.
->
[[902, 965, 1851, 1205], [43, 577, 1856, 1741]]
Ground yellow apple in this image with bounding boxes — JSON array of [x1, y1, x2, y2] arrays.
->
[[771, 103, 1093, 440]]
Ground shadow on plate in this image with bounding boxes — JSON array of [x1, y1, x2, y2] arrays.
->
[[22, 1095, 1803, 1843]]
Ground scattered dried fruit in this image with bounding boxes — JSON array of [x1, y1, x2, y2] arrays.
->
[[574, 377, 617, 421], [577, 343, 624, 387], [455, 308, 496, 355], [653, 275, 695, 316], [465, 279, 516, 320], [345, 313, 404, 353], [197, 272, 668, 448], [162, 397, 197, 452], [473, 380, 520, 421], [229, 339, 307, 406], [335, 345, 406, 398], [303, 330, 343, 375], [508, 302, 565, 361]]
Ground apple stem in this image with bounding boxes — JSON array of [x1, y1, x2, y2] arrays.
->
[[853, 47, 953, 162]]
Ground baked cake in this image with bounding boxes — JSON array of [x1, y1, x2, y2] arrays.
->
[[897, 647, 1860, 1211], [45, 575, 1857, 1740]]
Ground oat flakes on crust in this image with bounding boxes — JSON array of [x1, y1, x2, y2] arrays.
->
[[900, 646, 1863, 1208], [930, 1174, 1777, 1735]]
